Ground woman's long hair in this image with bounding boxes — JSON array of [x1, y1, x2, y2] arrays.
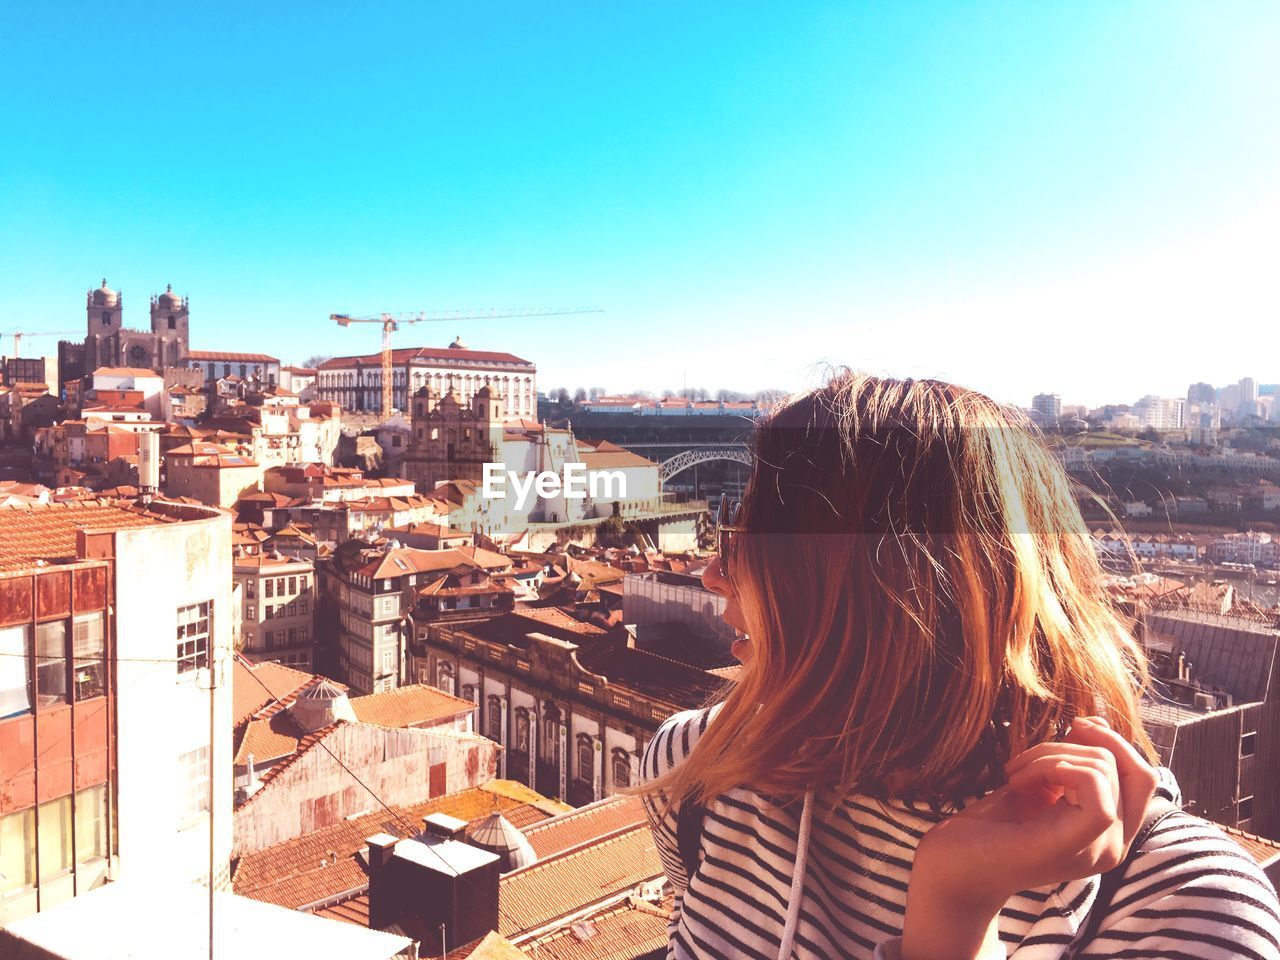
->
[[646, 370, 1155, 810]]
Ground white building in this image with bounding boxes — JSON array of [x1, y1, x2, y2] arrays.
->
[[1132, 395, 1185, 431], [315, 339, 537, 418]]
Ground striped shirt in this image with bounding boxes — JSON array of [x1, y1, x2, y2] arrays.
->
[[642, 707, 1280, 960]]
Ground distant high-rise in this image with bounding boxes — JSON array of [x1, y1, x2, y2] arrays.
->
[[1187, 382, 1215, 406], [1031, 393, 1062, 425], [1238, 377, 1259, 418]]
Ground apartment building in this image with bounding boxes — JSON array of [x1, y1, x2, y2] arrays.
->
[[0, 498, 233, 921], [323, 545, 512, 695], [233, 553, 316, 669]]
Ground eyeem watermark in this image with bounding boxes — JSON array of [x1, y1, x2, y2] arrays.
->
[[482, 462, 626, 510]]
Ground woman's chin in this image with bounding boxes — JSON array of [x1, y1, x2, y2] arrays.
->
[[731, 633, 751, 662]]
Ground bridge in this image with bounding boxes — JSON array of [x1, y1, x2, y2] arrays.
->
[[622, 442, 751, 482]]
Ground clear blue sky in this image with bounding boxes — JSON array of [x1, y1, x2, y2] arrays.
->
[[3, 2, 1277, 407]]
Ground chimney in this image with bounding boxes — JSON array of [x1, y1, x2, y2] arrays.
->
[[422, 813, 467, 840], [365, 833, 500, 951]]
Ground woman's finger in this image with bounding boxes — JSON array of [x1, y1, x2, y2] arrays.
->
[[1007, 759, 1121, 863], [1064, 718, 1158, 847], [1005, 741, 1120, 779], [1005, 755, 1118, 820]]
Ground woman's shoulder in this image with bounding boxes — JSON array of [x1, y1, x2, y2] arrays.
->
[[641, 705, 717, 781], [1098, 808, 1280, 950]]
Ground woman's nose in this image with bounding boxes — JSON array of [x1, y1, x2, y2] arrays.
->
[[702, 555, 732, 597]]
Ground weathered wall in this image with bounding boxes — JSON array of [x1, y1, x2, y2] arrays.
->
[[232, 723, 498, 855]]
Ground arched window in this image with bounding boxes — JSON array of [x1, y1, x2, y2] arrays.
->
[[101, 311, 112, 327], [436, 660, 455, 694], [611, 748, 632, 789], [462, 683, 477, 704], [514, 708, 530, 754], [576, 734, 595, 784], [486, 695, 503, 741], [541, 705, 561, 762], [168, 314, 176, 330]]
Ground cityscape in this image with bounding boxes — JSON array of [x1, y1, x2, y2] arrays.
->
[[3, 3, 1279, 958]]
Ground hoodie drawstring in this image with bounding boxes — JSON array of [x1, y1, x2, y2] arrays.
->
[[777, 789, 815, 960]]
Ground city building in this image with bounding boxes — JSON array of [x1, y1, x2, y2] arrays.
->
[[1138, 604, 1280, 835], [1188, 382, 1216, 406], [164, 441, 264, 508], [2, 355, 57, 392], [324, 544, 513, 695], [1031, 393, 1062, 425], [82, 279, 190, 373], [315, 340, 537, 419], [410, 608, 723, 806], [401, 385, 505, 491], [234, 552, 316, 669], [0, 498, 233, 921], [188, 350, 281, 388]]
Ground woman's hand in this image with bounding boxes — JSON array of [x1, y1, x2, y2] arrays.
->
[[901, 717, 1159, 960]]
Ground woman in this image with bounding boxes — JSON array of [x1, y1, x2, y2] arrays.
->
[[641, 372, 1280, 959]]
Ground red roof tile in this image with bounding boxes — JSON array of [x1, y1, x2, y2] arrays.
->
[[349, 684, 475, 729]]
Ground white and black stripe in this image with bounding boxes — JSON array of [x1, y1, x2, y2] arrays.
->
[[642, 708, 1280, 960]]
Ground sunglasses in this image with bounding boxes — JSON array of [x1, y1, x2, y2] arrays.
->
[[716, 492, 743, 578]]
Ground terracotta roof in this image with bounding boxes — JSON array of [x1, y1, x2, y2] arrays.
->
[[234, 711, 307, 767], [356, 546, 487, 580], [497, 826, 661, 938], [92, 366, 160, 378], [189, 350, 281, 363], [514, 895, 671, 960], [319, 346, 533, 370], [232, 657, 337, 728], [349, 684, 475, 729], [235, 781, 566, 911], [521, 796, 647, 860], [0, 501, 167, 572], [233, 553, 313, 572]]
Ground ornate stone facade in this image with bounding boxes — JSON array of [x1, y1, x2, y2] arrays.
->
[[83, 278, 190, 373]]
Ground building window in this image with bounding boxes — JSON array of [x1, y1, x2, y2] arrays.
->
[[486, 696, 503, 740], [462, 683, 477, 704], [35, 620, 68, 707], [298, 626, 308, 644], [179, 746, 210, 822], [38, 795, 73, 882], [73, 612, 106, 702], [576, 735, 594, 784], [436, 661, 455, 695], [265, 579, 274, 599], [0, 807, 34, 894], [288, 576, 297, 594], [246, 580, 255, 600], [288, 601, 297, 617], [76, 784, 107, 864], [265, 605, 274, 620], [299, 598, 308, 614], [514, 708, 530, 753], [1239, 796, 1255, 822], [246, 604, 256, 620], [101, 311, 111, 327], [612, 748, 632, 789], [0, 623, 31, 718], [176, 601, 211, 675], [1242, 731, 1258, 758]]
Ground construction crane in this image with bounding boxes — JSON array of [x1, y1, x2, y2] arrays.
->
[[1, 329, 80, 356], [331, 307, 603, 419]]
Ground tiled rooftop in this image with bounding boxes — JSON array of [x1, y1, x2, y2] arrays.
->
[[235, 781, 567, 911], [0, 500, 167, 572], [232, 656, 335, 728], [349, 684, 476, 729], [514, 895, 672, 960], [498, 825, 661, 938], [521, 796, 647, 860]]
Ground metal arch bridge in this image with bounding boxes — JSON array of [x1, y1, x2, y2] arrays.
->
[[651, 444, 752, 482]]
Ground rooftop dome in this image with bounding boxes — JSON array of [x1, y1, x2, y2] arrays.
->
[[157, 283, 182, 305], [448, 335, 469, 350], [290, 677, 356, 732], [91, 279, 118, 306], [468, 812, 538, 873]]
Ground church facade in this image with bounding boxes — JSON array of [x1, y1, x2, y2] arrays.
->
[[83, 278, 190, 373]]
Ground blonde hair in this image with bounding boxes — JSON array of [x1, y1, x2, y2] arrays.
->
[[647, 371, 1155, 809]]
